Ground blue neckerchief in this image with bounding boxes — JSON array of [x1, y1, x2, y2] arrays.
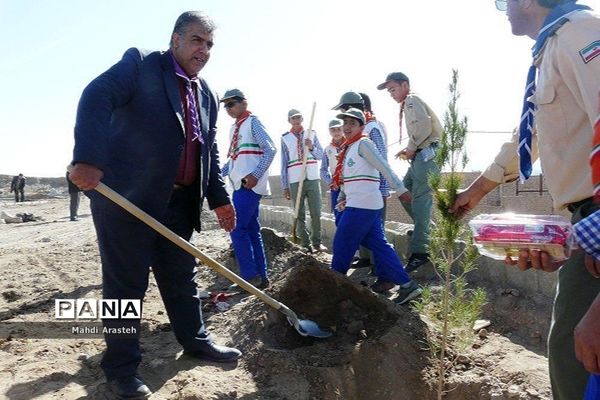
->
[[518, 1, 591, 182]]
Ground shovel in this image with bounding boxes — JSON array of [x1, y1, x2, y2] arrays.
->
[[92, 181, 332, 339], [291, 101, 316, 244]]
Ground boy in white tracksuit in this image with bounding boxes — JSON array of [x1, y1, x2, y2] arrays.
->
[[220, 89, 276, 288], [331, 108, 421, 304], [320, 118, 344, 223]]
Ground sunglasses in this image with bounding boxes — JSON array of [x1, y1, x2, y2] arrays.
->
[[224, 101, 240, 109], [495, 0, 507, 11]]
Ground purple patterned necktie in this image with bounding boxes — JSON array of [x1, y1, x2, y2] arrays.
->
[[172, 56, 203, 144]]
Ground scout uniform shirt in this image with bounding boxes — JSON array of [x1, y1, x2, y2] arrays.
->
[[482, 9, 600, 210], [403, 94, 442, 153]]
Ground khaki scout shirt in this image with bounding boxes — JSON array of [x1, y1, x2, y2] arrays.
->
[[483, 10, 600, 210], [403, 93, 442, 152]]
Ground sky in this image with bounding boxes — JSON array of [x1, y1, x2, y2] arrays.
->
[[1, 0, 599, 179]]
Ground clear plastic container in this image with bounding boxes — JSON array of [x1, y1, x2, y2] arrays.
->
[[468, 213, 574, 261]]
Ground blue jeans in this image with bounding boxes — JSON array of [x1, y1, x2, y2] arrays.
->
[[230, 188, 267, 280], [332, 207, 410, 284], [400, 156, 439, 254]]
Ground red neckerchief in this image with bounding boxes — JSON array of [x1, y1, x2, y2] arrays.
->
[[364, 111, 376, 124], [228, 110, 252, 160], [330, 139, 343, 151], [593, 118, 600, 203], [290, 125, 305, 159], [331, 133, 366, 188]]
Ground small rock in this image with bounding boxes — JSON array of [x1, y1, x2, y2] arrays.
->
[[358, 330, 368, 339], [456, 355, 470, 365], [490, 391, 504, 400], [473, 319, 491, 331], [507, 384, 521, 399], [478, 328, 489, 339], [510, 289, 520, 297], [472, 342, 481, 349], [228, 391, 238, 398], [40, 237, 51, 243], [496, 288, 505, 297]]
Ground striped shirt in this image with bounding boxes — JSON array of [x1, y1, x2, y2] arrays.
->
[[280, 134, 324, 189], [221, 118, 276, 180], [368, 126, 390, 197], [573, 209, 600, 262]]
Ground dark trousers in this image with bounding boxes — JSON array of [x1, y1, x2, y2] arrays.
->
[[549, 201, 600, 400], [14, 189, 24, 202], [91, 186, 210, 380], [69, 192, 81, 219]]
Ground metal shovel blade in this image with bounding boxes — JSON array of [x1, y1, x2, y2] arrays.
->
[[287, 316, 332, 338]]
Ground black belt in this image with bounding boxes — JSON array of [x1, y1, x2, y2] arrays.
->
[[415, 142, 438, 153], [567, 197, 593, 213]]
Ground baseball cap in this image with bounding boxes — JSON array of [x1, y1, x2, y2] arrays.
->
[[376, 72, 410, 90], [220, 88, 246, 102], [288, 109, 302, 118], [336, 108, 365, 125], [328, 118, 343, 128], [332, 91, 364, 110]]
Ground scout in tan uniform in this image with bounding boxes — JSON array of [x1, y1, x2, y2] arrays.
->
[[377, 72, 442, 272], [451, 1, 600, 398]]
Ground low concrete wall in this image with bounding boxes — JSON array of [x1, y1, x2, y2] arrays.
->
[[259, 204, 557, 299]]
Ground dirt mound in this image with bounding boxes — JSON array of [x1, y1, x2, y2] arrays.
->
[[226, 262, 429, 400]]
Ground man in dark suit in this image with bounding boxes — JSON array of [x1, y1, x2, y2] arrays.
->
[[69, 11, 240, 399]]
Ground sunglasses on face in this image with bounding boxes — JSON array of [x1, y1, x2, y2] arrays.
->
[[495, 0, 507, 11], [224, 101, 239, 109]]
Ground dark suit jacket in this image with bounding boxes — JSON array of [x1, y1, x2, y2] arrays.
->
[[73, 48, 229, 231]]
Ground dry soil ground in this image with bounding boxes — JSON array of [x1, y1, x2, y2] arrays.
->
[[0, 188, 553, 400]]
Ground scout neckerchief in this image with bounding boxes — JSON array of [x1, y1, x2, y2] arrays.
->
[[593, 116, 600, 203], [228, 110, 252, 160], [517, 1, 589, 182], [331, 133, 367, 189], [290, 125, 305, 160], [330, 138, 343, 151], [398, 103, 404, 140], [171, 52, 204, 144]]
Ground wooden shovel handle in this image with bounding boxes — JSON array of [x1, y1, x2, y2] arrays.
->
[[93, 181, 288, 312]]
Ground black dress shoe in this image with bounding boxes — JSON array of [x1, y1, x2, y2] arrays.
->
[[107, 375, 151, 399], [185, 342, 242, 363]]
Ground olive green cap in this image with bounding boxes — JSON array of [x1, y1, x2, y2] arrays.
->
[[336, 108, 365, 125], [376, 72, 409, 90]]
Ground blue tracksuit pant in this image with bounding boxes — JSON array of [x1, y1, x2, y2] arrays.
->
[[585, 375, 600, 400], [230, 187, 267, 280], [332, 207, 410, 284]]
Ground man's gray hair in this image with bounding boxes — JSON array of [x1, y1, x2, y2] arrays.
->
[[169, 11, 216, 46]]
